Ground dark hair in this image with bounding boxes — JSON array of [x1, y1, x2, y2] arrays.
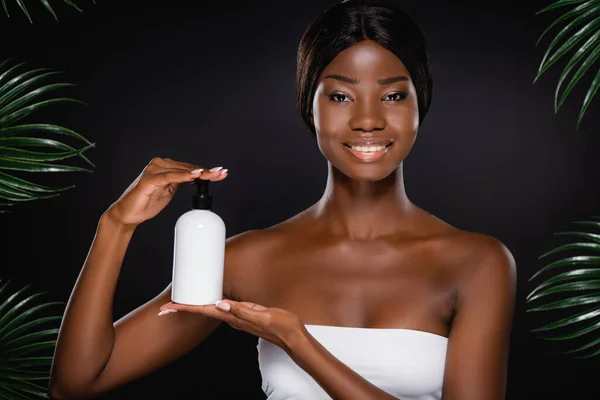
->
[[296, 0, 433, 136]]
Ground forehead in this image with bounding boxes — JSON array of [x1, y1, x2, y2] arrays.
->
[[320, 39, 410, 80]]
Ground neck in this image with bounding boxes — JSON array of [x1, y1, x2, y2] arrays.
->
[[312, 163, 414, 240]]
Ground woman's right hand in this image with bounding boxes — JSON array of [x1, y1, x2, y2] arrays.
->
[[105, 157, 228, 227]]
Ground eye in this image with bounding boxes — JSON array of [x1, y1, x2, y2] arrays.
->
[[383, 92, 408, 102], [328, 93, 351, 103]]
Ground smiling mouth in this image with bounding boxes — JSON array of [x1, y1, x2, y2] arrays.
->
[[342, 141, 394, 162]]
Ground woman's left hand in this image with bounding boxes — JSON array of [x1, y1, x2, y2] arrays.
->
[[158, 300, 306, 352]]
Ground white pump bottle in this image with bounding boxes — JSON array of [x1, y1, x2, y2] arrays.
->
[[171, 178, 226, 306]]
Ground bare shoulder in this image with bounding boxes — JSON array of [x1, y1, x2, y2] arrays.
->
[[222, 218, 300, 301], [224, 224, 289, 260], [437, 228, 516, 291], [447, 230, 513, 264], [223, 210, 310, 258], [416, 207, 515, 282]]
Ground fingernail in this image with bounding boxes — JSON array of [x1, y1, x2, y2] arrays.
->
[[209, 166, 223, 172], [158, 309, 178, 316], [191, 168, 203, 174], [215, 300, 230, 311], [220, 169, 228, 175]]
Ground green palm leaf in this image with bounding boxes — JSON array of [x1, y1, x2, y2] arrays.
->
[[537, 0, 589, 14], [578, 65, 600, 128], [1, 0, 94, 23], [527, 269, 600, 300], [0, 69, 62, 107], [3, 379, 48, 398], [528, 255, 600, 281], [0, 317, 62, 344], [0, 385, 31, 400], [561, 336, 600, 358], [527, 292, 600, 311], [0, 60, 95, 213], [554, 34, 600, 111], [535, 0, 600, 128], [0, 280, 64, 399], [0, 368, 49, 381], [539, 317, 600, 340], [532, 306, 600, 331], [528, 280, 600, 302], [528, 217, 600, 358], [539, 241, 600, 258], [537, 1, 598, 45]]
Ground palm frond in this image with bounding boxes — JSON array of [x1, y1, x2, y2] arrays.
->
[[0, 60, 95, 213], [0, 280, 64, 399], [535, 0, 600, 129], [0, 0, 95, 23], [528, 217, 600, 358]]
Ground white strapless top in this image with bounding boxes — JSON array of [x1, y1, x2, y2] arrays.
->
[[257, 324, 448, 400]]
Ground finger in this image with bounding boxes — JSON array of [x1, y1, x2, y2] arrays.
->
[[227, 301, 268, 325], [150, 157, 200, 171], [145, 166, 197, 177], [150, 169, 204, 186], [211, 303, 262, 332], [148, 157, 169, 168], [146, 162, 199, 175], [215, 300, 253, 321], [209, 169, 228, 181], [158, 302, 178, 315], [218, 300, 267, 311], [158, 303, 221, 318], [167, 303, 233, 318], [162, 158, 202, 171], [195, 167, 228, 182], [160, 302, 201, 313], [147, 158, 226, 181]]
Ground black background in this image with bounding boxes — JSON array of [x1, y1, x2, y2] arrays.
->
[[2, 0, 600, 398]]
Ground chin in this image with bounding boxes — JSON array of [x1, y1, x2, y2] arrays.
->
[[335, 162, 399, 182]]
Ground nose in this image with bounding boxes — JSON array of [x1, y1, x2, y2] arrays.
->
[[349, 100, 386, 132]]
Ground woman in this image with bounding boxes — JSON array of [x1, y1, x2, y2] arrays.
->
[[49, 0, 516, 399]]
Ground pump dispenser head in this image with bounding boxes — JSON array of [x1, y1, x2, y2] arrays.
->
[[192, 179, 212, 210]]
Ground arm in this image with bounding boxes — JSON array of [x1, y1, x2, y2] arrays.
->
[[281, 235, 515, 400], [285, 330, 400, 400], [167, 296, 401, 400], [49, 212, 222, 399], [49, 158, 230, 399], [441, 236, 516, 399]]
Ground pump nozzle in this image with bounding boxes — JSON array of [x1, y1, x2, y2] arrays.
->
[[192, 179, 212, 210], [195, 179, 209, 194]]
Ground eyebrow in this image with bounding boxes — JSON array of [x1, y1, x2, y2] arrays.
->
[[323, 74, 410, 85]]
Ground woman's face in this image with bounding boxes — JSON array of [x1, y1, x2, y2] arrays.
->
[[311, 39, 419, 181]]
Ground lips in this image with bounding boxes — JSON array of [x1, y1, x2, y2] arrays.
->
[[343, 139, 394, 147], [342, 139, 394, 163]]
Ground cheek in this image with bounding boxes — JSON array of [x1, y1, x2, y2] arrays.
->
[[388, 111, 419, 162], [312, 96, 347, 137], [312, 97, 348, 159], [390, 91, 420, 133], [388, 106, 419, 137]]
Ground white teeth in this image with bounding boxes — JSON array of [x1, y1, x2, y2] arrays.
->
[[351, 145, 385, 152]]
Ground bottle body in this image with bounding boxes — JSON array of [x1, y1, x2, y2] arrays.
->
[[172, 209, 226, 306]]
